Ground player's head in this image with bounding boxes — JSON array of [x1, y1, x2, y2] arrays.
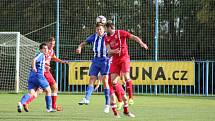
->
[[106, 20, 115, 36], [47, 37, 55, 49], [96, 23, 106, 36], [39, 43, 48, 54]]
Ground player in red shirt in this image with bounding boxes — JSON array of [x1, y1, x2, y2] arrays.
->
[[44, 37, 68, 111], [105, 20, 148, 114], [24, 37, 67, 111]]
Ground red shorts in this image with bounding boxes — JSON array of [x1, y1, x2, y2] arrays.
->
[[110, 57, 130, 75], [44, 71, 56, 86]]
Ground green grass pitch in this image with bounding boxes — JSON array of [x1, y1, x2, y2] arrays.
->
[[0, 94, 215, 121]]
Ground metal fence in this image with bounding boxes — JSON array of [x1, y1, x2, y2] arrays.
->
[[58, 61, 215, 96]]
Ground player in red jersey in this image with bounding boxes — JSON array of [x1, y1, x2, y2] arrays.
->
[[105, 20, 148, 106], [44, 37, 68, 111], [24, 37, 67, 111]]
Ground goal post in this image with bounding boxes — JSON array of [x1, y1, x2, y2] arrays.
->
[[15, 32, 20, 93], [0, 32, 40, 93]]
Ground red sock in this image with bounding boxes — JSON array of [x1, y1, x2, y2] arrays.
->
[[123, 102, 129, 114], [111, 103, 118, 115], [126, 80, 133, 99], [51, 93, 57, 109], [115, 91, 122, 102], [113, 83, 123, 102], [25, 95, 36, 105]]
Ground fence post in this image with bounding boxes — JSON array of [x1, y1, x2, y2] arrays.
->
[[205, 61, 209, 96], [154, 0, 159, 95], [55, 0, 60, 85]]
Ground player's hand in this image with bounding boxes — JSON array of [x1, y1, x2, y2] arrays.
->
[[63, 61, 69, 64], [76, 47, 82, 54], [94, 85, 99, 91], [109, 48, 120, 54], [33, 67, 37, 72], [140, 43, 148, 50]]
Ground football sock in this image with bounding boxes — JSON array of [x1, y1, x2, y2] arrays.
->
[[111, 103, 118, 115], [85, 85, 94, 100], [45, 96, 52, 110], [126, 80, 133, 99], [123, 102, 129, 114], [20, 94, 31, 105], [104, 89, 110, 105], [51, 93, 57, 109]]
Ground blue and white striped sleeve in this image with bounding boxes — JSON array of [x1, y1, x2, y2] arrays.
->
[[86, 34, 95, 44]]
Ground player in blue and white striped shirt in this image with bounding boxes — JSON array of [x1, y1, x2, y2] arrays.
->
[[76, 23, 110, 113], [17, 43, 54, 113]]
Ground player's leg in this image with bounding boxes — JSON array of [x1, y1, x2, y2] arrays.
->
[[39, 76, 54, 112], [110, 93, 120, 118], [100, 60, 110, 113], [17, 89, 36, 113], [110, 61, 124, 103], [43, 86, 53, 112], [101, 75, 110, 113], [121, 94, 135, 118], [44, 71, 58, 110], [122, 59, 134, 105], [17, 76, 37, 113], [79, 62, 99, 105], [24, 88, 43, 111]]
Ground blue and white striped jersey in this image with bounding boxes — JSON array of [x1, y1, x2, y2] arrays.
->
[[86, 33, 108, 58], [31, 52, 45, 75]]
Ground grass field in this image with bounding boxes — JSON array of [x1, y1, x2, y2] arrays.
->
[[0, 94, 215, 121]]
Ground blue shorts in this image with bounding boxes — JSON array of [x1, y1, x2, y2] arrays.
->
[[28, 71, 49, 90], [89, 58, 110, 76]]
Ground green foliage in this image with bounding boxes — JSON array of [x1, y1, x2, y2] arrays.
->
[[0, 0, 214, 60]]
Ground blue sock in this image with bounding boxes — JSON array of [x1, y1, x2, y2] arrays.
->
[[85, 85, 94, 100], [45, 96, 52, 110], [104, 89, 110, 105], [20, 94, 31, 105]]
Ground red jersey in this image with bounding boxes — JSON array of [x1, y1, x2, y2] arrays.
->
[[45, 49, 59, 71], [45, 49, 55, 66], [105, 30, 131, 61]]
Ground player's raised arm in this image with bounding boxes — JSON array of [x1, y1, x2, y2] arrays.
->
[[76, 41, 87, 54], [52, 55, 68, 64], [129, 35, 148, 50]]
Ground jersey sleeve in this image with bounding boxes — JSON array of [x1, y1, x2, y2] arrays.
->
[[51, 50, 61, 62], [86, 34, 95, 44], [119, 30, 131, 38], [34, 53, 44, 62], [104, 36, 110, 45]]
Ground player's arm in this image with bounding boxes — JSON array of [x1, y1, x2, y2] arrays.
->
[[106, 43, 120, 55], [129, 35, 148, 50], [51, 55, 68, 64], [32, 53, 43, 72], [76, 41, 87, 54], [31, 57, 37, 72]]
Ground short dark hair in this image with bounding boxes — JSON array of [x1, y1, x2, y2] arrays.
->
[[39, 43, 47, 50], [47, 37, 55, 42], [106, 20, 115, 29]]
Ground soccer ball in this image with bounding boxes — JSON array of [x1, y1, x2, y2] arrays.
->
[[96, 15, 107, 24], [56, 105, 63, 111]]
